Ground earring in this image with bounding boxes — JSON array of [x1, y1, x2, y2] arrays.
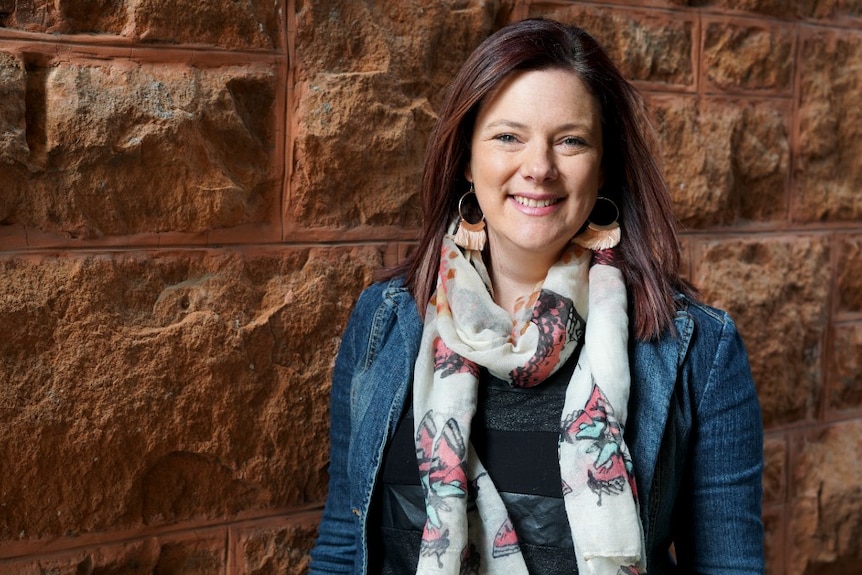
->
[[453, 185, 487, 251], [573, 196, 621, 251]]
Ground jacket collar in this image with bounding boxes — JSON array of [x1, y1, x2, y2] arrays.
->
[[383, 277, 423, 362]]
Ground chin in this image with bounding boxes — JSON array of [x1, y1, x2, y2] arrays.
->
[[516, 240, 571, 259]]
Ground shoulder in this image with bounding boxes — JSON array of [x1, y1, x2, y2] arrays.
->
[[633, 294, 752, 389], [350, 276, 417, 324], [640, 293, 744, 348], [668, 294, 756, 403], [674, 294, 748, 359], [342, 276, 423, 359], [677, 294, 738, 333]]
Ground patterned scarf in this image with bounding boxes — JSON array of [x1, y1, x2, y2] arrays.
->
[[412, 234, 646, 575]]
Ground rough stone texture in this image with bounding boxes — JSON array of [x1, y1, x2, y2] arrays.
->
[[289, 1, 496, 232], [703, 21, 794, 92], [762, 507, 785, 575], [795, 29, 862, 222], [0, 51, 27, 169], [829, 324, 862, 413], [235, 516, 318, 574], [763, 436, 786, 505], [1, 59, 279, 240], [4, 539, 167, 575], [127, 0, 281, 49], [1, 0, 862, 573], [1, 532, 226, 574], [650, 96, 790, 226], [694, 237, 830, 427], [528, 4, 695, 87], [790, 423, 862, 574], [0, 246, 381, 541], [0, 0, 280, 49], [836, 235, 862, 314], [666, 0, 862, 20]]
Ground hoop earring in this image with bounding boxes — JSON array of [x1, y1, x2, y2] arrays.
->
[[573, 196, 621, 251], [453, 185, 487, 251]]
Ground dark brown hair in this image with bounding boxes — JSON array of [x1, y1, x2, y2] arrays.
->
[[387, 18, 695, 340]]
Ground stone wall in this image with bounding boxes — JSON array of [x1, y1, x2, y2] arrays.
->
[[0, 0, 860, 573]]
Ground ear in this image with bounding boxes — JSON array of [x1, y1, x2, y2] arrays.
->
[[464, 162, 473, 184]]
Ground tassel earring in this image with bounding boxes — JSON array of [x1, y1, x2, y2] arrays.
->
[[573, 196, 621, 251], [453, 185, 487, 251]]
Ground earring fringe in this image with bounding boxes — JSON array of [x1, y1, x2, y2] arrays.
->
[[573, 196, 621, 251], [453, 219, 487, 251], [453, 185, 487, 251], [572, 223, 620, 251]]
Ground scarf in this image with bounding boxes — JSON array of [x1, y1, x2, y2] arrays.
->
[[412, 234, 646, 575]]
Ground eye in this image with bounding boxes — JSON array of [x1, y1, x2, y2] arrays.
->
[[494, 133, 518, 144], [561, 136, 587, 147]]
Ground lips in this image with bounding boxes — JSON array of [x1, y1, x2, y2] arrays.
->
[[513, 195, 561, 208]]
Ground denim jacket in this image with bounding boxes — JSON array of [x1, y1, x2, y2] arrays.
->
[[309, 278, 764, 574]]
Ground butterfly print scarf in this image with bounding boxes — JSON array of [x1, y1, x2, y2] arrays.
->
[[412, 234, 646, 575]]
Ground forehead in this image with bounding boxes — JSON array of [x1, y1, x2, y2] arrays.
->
[[475, 68, 601, 126]]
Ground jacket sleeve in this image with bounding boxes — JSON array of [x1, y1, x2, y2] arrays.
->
[[673, 314, 765, 574], [308, 291, 370, 574]]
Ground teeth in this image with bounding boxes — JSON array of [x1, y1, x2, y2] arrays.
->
[[514, 196, 557, 208]]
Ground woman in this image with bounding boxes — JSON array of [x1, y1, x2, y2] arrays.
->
[[310, 18, 764, 575]]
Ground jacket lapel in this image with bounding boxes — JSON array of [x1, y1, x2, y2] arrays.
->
[[627, 306, 694, 539]]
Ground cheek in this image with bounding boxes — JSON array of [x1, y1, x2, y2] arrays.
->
[[572, 195, 597, 227], [472, 151, 516, 183], [473, 188, 496, 218]]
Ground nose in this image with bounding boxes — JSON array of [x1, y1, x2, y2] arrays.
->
[[520, 141, 558, 182]]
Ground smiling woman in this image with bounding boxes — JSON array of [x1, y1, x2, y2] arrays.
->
[[466, 68, 604, 314], [310, 18, 764, 575]]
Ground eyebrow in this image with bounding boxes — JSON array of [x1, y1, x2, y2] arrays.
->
[[481, 119, 595, 132]]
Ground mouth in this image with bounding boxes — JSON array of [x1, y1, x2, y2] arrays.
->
[[513, 195, 561, 208]]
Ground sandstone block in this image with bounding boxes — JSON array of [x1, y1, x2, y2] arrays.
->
[[0, 0, 280, 49], [127, 0, 280, 49], [527, 4, 695, 87], [695, 237, 830, 427], [836, 235, 862, 314], [0, 246, 382, 541], [763, 436, 786, 504], [651, 96, 790, 227], [2, 539, 162, 574], [790, 423, 862, 573], [703, 21, 794, 92], [829, 323, 862, 413], [291, 1, 494, 232], [2, 59, 279, 239], [1, 533, 226, 574], [295, 0, 494, 95], [0, 51, 27, 164], [665, 0, 862, 20], [762, 506, 785, 575], [291, 72, 432, 230], [150, 533, 227, 574], [794, 0, 862, 20], [0, 50, 28, 228], [796, 30, 862, 222], [234, 515, 318, 574]]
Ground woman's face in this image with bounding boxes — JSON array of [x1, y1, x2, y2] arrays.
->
[[466, 68, 604, 269]]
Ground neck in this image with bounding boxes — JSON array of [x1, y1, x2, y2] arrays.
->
[[487, 248, 558, 316]]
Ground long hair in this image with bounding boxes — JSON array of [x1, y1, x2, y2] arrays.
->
[[387, 18, 695, 340]]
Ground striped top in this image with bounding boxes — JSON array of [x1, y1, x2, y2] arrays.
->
[[368, 352, 580, 574]]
